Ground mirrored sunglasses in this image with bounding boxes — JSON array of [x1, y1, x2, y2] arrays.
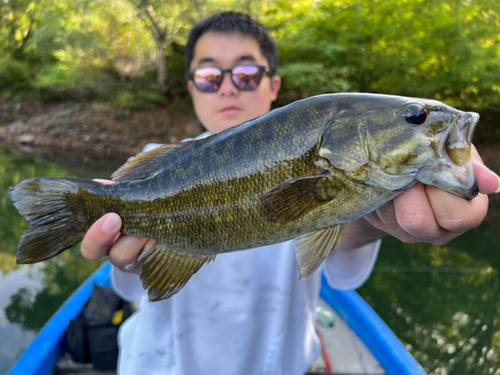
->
[[189, 64, 270, 93]]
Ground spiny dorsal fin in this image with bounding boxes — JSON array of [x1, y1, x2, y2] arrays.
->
[[112, 143, 184, 182], [261, 176, 341, 223], [138, 243, 215, 302], [294, 224, 346, 279]]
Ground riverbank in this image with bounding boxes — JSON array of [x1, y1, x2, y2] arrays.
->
[[0, 99, 203, 170], [0, 97, 498, 181]]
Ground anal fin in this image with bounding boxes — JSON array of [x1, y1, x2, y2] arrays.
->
[[138, 243, 215, 301], [294, 224, 346, 279]]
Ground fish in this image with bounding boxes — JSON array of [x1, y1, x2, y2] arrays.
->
[[10, 93, 479, 301]]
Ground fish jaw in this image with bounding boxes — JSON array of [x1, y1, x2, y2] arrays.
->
[[417, 162, 478, 199], [417, 111, 479, 199]]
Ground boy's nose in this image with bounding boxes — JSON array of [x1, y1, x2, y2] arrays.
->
[[218, 73, 238, 96]]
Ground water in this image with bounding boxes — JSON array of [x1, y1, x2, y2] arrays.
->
[[0, 147, 117, 373], [0, 146, 499, 374], [358, 210, 500, 374]]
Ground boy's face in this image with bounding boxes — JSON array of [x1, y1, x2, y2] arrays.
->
[[188, 32, 281, 134]]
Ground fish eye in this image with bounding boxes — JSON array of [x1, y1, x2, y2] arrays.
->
[[403, 104, 427, 125]]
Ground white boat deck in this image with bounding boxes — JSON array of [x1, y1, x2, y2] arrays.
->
[[308, 299, 385, 375]]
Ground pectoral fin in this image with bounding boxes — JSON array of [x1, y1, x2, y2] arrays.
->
[[261, 176, 343, 223], [294, 224, 346, 279], [138, 243, 215, 301]]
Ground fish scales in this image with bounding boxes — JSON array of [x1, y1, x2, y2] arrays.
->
[[10, 93, 480, 300], [73, 100, 382, 254]]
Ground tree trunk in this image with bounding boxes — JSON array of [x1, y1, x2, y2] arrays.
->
[[139, 0, 167, 93]]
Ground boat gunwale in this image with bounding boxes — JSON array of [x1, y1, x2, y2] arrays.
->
[[320, 272, 425, 375], [8, 262, 112, 375], [8, 263, 424, 374]]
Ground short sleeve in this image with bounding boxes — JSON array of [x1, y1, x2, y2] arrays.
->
[[111, 265, 146, 302], [323, 240, 381, 290]]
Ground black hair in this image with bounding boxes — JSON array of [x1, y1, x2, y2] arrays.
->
[[185, 12, 278, 76]]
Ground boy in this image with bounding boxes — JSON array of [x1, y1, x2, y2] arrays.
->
[[82, 12, 498, 374]]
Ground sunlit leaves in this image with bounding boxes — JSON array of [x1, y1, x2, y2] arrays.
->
[[1, 0, 499, 112]]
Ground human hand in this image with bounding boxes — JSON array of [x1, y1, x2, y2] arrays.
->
[[80, 179, 155, 273], [338, 145, 499, 249]]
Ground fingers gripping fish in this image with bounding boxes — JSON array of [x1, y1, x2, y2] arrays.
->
[[10, 93, 479, 301]]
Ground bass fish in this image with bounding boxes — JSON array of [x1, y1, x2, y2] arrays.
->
[[10, 93, 479, 301]]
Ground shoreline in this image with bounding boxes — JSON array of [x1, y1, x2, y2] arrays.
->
[[0, 99, 203, 167], [1, 98, 498, 179]]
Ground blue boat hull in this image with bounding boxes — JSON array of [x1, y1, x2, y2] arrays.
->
[[319, 273, 425, 375], [9, 263, 424, 374], [9, 262, 112, 375]]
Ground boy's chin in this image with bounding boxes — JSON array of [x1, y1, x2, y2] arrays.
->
[[208, 116, 247, 133], [204, 121, 237, 134]]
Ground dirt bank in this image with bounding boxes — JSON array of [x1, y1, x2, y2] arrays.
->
[[0, 97, 498, 176], [0, 99, 203, 167]]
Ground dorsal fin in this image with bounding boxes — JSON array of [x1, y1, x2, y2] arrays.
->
[[112, 143, 185, 182]]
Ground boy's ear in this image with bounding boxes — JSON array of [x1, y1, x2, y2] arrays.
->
[[271, 76, 281, 102], [187, 80, 193, 95]]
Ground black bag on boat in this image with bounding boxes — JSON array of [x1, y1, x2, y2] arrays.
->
[[66, 283, 133, 371], [67, 318, 90, 363]]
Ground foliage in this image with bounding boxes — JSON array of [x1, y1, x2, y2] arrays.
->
[[0, 0, 499, 115], [1, 2, 499, 370], [264, 0, 500, 111]]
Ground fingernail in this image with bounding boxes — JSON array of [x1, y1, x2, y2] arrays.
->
[[488, 166, 500, 194], [123, 261, 137, 271], [489, 168, 500, 193], [473, 162, 500, 194], [102, 214, 121, 233]]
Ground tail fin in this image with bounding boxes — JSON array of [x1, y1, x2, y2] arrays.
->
[[10, 178, 94, 264]]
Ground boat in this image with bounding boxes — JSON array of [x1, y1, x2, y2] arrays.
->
[[318, 273, 425, 374], [8, 262, 425, 375]]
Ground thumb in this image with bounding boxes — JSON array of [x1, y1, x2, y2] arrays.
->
[[473, 162, 500, 195], [471, 144, 500, 194], [81, 213, 122, 261]]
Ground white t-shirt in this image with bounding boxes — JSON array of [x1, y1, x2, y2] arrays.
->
[[112, 135, 381, 375]]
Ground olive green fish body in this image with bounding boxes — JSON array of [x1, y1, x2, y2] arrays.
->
[[75, 151, 394, 256], [66, 95, 398, 255], [10, 93, 480, 301]]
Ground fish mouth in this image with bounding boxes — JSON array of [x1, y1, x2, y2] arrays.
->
[[447, 111, 479, 164], [466, 112, 479, 144], [417, 111, 479, 199], [446, 111, 479, 162]]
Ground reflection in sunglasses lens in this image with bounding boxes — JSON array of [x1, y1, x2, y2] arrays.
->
[[232, 65, 261, 91], [194, 67, 222, 92], [192, 65, 265, 92]]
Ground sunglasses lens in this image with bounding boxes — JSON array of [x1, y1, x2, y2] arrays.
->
[[193, 67, 222, 92], [232, 65, 262, 91]]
